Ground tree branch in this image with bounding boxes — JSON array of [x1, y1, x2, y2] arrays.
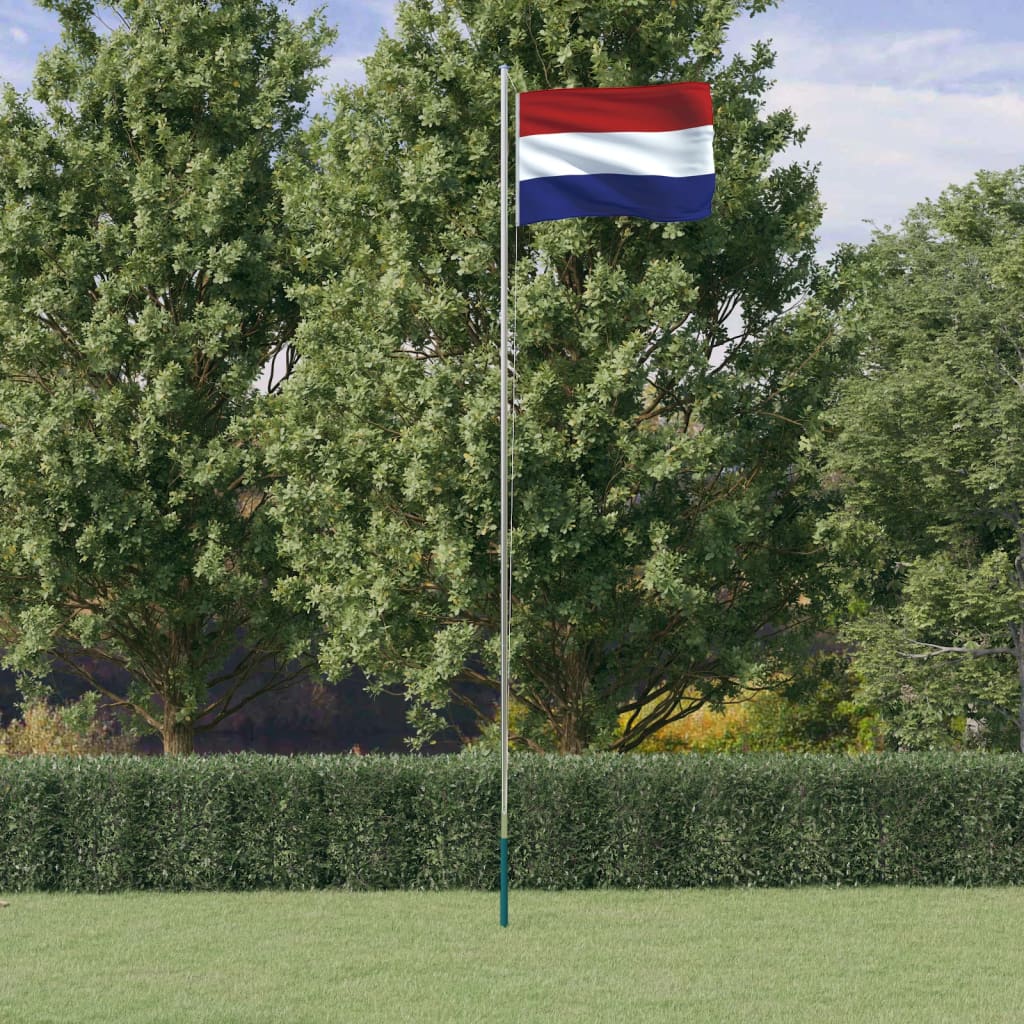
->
[[899, 641, 1015, 660]]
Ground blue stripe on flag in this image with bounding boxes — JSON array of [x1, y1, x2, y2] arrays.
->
[[518, 172, 715, 226]]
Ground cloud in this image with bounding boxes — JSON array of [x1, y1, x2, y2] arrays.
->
[[303, 53, 368, 115], [773, 82, 1024, 251], [734, 18, 1024, 94], [726, 14, 1024, 253], [0, 6, 61, 90], [324, 53, 368, 89], [0, 52, 37, 92]]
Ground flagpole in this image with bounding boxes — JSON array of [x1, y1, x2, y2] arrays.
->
[[498, 63, 511, 929]]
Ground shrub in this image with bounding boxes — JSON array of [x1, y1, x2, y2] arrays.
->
[[1, 752, 1023, 891], [630, 656, 885, 753], [628, 700, 751, 752], [0, 696, 135, 757]]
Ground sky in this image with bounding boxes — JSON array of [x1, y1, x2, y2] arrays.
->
[[0, 0, 1022, 256]]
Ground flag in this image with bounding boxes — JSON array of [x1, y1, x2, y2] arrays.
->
[[516, 82, 715, 226]]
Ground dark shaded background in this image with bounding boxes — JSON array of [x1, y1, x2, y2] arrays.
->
[[0, 659, 489, 754]]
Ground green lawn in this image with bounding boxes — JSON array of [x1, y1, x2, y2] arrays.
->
[[1, 888, 1020, 1023]]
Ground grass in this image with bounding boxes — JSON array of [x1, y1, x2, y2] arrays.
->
[[1, 888, 1022, 1023]]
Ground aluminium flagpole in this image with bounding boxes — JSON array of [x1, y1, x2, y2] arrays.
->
[[498, 62, 510, 929]]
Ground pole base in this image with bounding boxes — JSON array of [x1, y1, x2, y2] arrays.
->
[[500, 836, 509, 927]]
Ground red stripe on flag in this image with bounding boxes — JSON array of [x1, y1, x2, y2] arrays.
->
[[519, 82, 712, 138]]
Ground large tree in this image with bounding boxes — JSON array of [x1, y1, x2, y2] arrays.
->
[[0, 0, 332, 753], [817, 167, 1024, 751], [271, 0, 836, 752]]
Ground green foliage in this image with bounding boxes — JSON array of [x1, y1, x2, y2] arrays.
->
[[734, 655, 884, 753], [270, 0, 837, 753], [816, 167, 1024, 750], [0, 1, 333, 751], [3, 752, 1024, 890]]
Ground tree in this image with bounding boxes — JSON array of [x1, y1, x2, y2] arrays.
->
[[817, 167, 1024, 751], [270, 0, 836, 752], [0, 0, 332, 753]]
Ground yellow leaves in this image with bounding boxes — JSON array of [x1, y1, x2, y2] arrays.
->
[[622, 699, 751, 752], [0, 700, 133, 757]]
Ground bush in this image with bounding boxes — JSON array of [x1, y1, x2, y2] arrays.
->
[[1, 752, 1022, 891], [631, 656, 884, 753], [627, 700, 751, 752], [0, 697, 135, 757]]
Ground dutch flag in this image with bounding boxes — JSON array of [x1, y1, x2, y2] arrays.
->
[[516, 82, 715, 226]]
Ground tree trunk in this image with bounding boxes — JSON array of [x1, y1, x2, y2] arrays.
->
[[559, 715, 585, 754], [555, 690, 589, 754], [549, 652, 594, 754], [162, 712, 195, 756]]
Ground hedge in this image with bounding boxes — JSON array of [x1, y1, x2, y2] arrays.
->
[[1, 752, 1023, 891]]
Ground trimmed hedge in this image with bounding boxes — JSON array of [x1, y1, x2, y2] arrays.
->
[[1, 752, 1023, 891]]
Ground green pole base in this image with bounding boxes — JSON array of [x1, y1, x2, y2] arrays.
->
[[500, 836, 509, 927]]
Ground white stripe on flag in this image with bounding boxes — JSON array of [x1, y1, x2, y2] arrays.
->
[[517, 125, 714, 182]]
